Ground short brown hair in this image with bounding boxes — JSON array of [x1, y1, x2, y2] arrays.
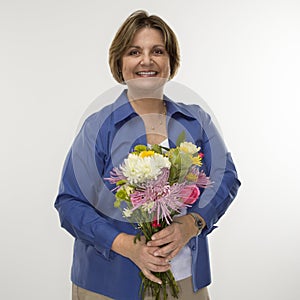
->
[[109, 10, 180, 83]]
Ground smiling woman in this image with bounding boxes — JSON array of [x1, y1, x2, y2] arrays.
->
[[54, 9, 240, 300], [109, 11, 180, 84], [121, 28, 170, 82]]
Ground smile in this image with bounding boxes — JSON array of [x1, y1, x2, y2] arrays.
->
[[136, 71, 158, 77]]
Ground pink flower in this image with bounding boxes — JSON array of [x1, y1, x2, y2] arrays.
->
[[130, 190, 147, 208], [197, 170, 212, 188], [179, 184, 200, 205], [105, 167, 126, 184]]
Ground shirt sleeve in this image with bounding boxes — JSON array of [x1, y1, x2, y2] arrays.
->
[[189, 108, 241, 236], [54, 115, 121, 260]]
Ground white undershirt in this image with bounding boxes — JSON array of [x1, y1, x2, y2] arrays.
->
[[153, 139, 192, 281], [169, 207, 192, 281]]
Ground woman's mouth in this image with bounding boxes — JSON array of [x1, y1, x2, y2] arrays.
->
[[136, 71, 158, 77]]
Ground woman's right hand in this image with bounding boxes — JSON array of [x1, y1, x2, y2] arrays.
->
[[112, 233, 170, 284]]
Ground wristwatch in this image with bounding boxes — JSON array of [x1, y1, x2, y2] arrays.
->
[[189, 213, 204, 236]]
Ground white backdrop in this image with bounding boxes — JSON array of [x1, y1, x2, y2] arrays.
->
[[1, 0, 299, 299]]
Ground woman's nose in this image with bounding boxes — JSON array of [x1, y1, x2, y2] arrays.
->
[[140, 54, 153, 66]]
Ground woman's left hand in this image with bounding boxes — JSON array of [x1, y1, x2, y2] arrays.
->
[[146, 215, 198, 260]]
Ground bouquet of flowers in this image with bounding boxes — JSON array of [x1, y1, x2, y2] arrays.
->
[[106, 133, 211, 300]]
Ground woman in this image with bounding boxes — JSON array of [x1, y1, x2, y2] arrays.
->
[[55, 10, 240, 300]]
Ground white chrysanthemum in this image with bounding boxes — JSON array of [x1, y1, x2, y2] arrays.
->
[[151, 153, 171, 170], [120, 153, 170, 184], [179, 142, 200, 154], [123, 208, 133, 218]]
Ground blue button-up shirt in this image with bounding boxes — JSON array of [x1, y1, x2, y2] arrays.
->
[[55, 89, 240, 299]]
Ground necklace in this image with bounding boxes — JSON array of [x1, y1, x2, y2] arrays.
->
[[130, 99, 167, 132], [149, 102, 167, 131]]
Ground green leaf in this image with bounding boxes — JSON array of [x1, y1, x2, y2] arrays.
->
[[168, 166, 179, 185], [114, 198, 121, 208], [134, 233, 141, 244], [115, 188, 128, 200], [151, 144, 162, 154], [176, 131, 186, 147], [134, 145, 147, 153], [116, 179, 127, 186]]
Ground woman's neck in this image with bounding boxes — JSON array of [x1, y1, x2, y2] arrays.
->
[[129, 97, 166, 115], [126, 80, 165, 113], [127, 89, 167, 145]]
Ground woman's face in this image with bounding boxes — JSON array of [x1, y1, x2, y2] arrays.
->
[[121, 28, 170, 86]]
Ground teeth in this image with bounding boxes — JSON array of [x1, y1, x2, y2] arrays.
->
[[137, 72, 156, 75]]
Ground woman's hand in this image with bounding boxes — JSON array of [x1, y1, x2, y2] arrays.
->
[[112, 233, 170, 284], [146, 215, 199, 260]]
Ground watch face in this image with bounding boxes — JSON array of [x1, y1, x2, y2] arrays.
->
[[197, 220, 202, 228], [189, 213, 203, 231]]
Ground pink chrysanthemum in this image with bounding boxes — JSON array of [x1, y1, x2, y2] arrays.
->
[[197, 170, 212, 188], [104, 168, 126, 191], [151, 182, 187, 224], [130, 168, 188, 224]]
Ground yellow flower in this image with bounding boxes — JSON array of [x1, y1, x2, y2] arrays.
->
[[139, 150, 155, 158], [192, 156, 203, 166]]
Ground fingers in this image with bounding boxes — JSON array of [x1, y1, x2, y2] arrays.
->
[[150, 225, 173, 242], [140, 254, 171, 284], [163, 247, 181, 261], [148, 236, 172, 248], [142, 268, 165, 285], [147, 254, 170, 266], [148, 229, 175, 248], [147, 219, 190, 259], [153, 242, 177, 258], [149, 215, 193, 249], [147, 261, 171, 272], [129, 240, 171, 282]]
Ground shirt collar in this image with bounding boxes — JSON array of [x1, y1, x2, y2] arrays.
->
[[113, 90, 137, 125], [163, 94, 197, 120]]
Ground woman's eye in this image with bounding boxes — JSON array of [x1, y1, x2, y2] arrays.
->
[[129, 50, 140, 56], [153, 48, 164, 55]]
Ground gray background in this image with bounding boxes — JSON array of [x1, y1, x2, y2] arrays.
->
[[1, 0, 299, 299]]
